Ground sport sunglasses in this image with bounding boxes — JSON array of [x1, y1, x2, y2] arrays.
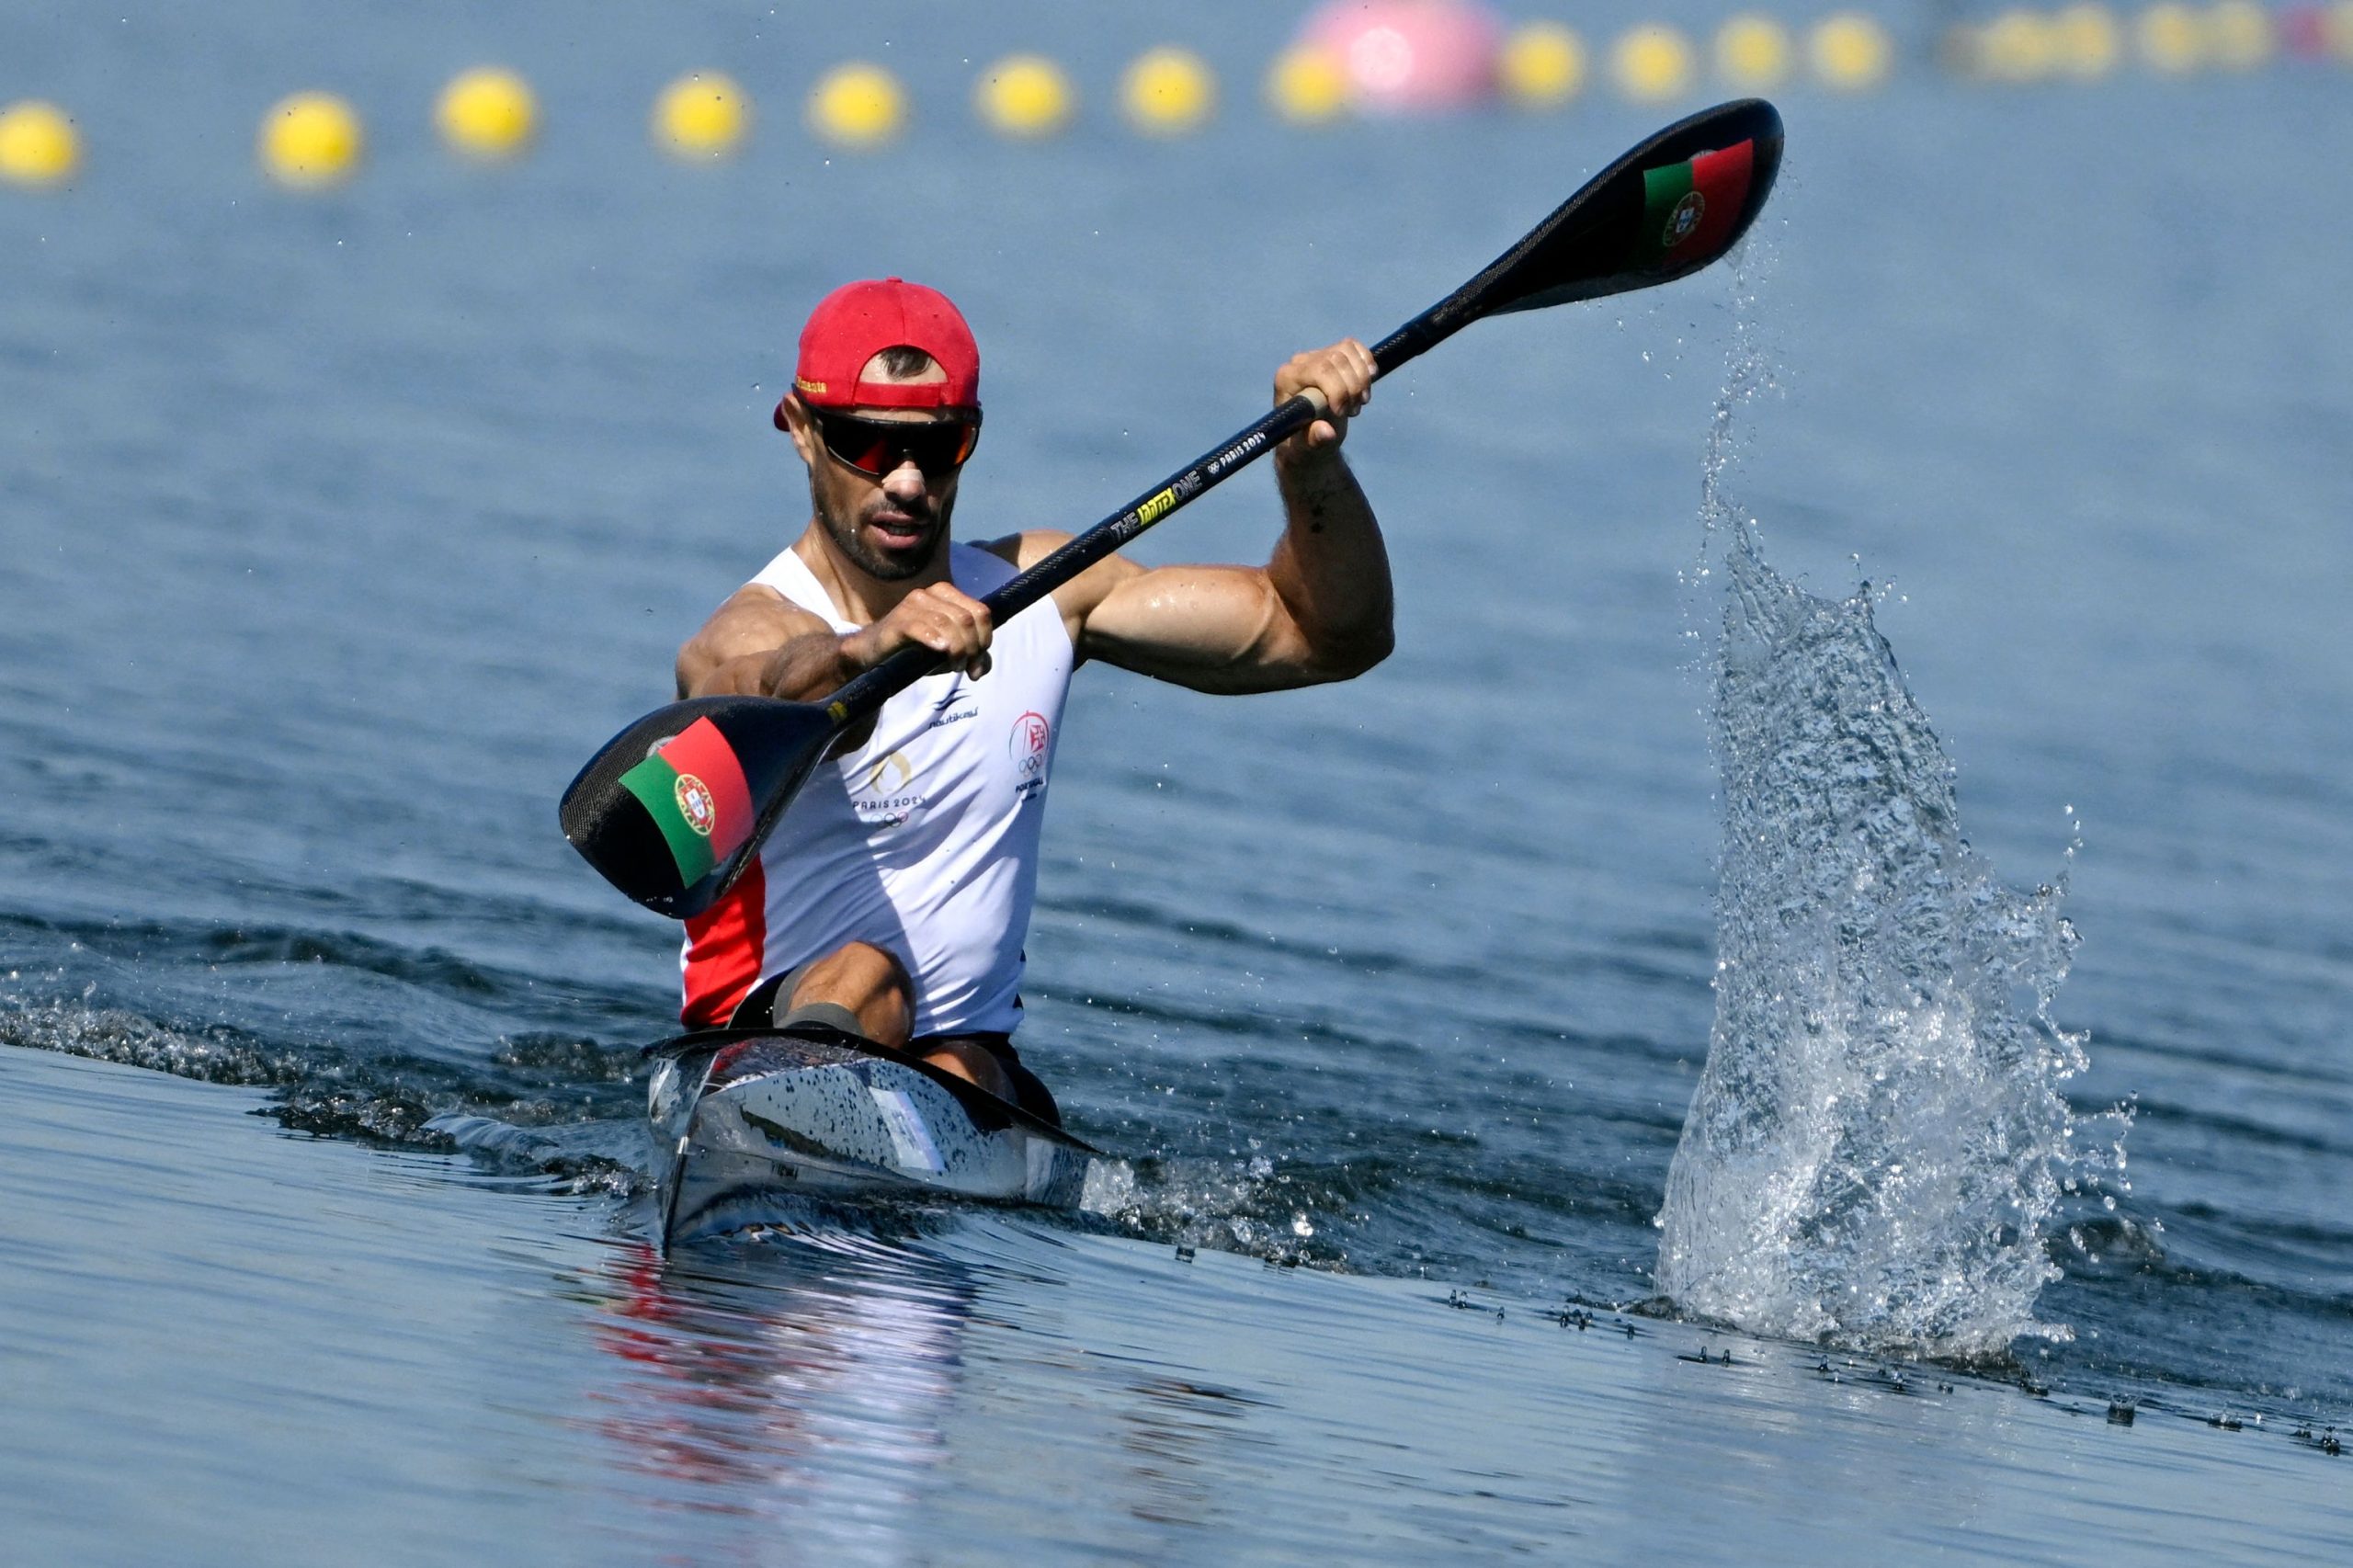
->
[[809, 408, 983, 479]]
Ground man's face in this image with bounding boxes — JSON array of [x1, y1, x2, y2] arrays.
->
[[782, 355, 970, 582]]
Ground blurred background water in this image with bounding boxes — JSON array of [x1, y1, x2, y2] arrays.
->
[[3, 2, 2349, 1561]]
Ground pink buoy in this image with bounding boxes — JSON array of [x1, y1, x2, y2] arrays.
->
[[2278, 5, 2330, 59], [1300, 0, 1505, 114]]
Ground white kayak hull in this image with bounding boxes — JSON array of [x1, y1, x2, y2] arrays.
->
[[647, 1029, 1093, 1243]]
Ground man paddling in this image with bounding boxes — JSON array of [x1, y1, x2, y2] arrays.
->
[[671, 278, 1390, 1121]]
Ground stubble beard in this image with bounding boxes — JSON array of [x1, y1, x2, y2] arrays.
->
[[812, 473, 949, 582]]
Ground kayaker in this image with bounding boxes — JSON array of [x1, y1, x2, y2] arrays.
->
[[670, 278, 1391, 1121]]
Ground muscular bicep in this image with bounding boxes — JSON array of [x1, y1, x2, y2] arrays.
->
[[676, 585, 834, 698], [1076, 561, 1326, 694]]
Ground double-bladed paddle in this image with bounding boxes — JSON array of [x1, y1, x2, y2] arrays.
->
[[562, 98, 1784, 917]]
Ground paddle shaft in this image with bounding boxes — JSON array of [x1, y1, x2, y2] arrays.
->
[[820, 313, 1449, 730]]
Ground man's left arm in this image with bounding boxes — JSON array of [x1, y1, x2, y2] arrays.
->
[[1054, 339, 1394, 694]]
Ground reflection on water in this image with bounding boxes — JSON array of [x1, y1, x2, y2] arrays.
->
[[554, 1214, 2351, 1567], [572, 1220, 1296, 1561], [1115, 1374, 1267, 1532], [585, 1230, 972, 1555]]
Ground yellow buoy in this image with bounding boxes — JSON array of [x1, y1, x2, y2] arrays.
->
[[1267, 46, 1350, 124], [1612, 25, 1696, 103], [1981, 9, 2063, 80], [654, 72, 751, 159], [2052, 5, 2124, 77], [2329, 1, 2353, 65], [2204, 0, 2274, 69], [808, 63, 907, 150], [1270, 45, 1346, 123], [2136, 3, 2209, 72], [436, 67, 536, 160], [975, 54, 1074, 140], [1122, 47, 1216, 136], [1714, 16, 1793, 91], [1811, 14, 1895, 90], [259, 91, 363, 189], [0, 99, 80, 187], [1499, 22, 1587, 109]]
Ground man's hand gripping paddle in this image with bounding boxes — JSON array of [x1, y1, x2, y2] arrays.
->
[[560, 99, 1784, 917]]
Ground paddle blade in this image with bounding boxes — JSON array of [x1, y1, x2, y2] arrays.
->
[[1395, 99, 1783, 358], [558, 696, 839, 918]]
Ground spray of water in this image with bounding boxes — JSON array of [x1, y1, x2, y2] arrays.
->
[[1654, 261, 2129, 1357]]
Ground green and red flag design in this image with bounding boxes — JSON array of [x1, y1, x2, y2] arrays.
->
[[618, 716, 756, 888], [1631, 140, 1756, 268]]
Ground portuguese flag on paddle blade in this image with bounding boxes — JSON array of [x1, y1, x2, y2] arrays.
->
[[1631, 140, 1756, 268], [617, 716, 756, 888]]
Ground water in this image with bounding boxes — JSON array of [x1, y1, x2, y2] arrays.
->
[[14, 1045, 2342, 1567], [1659, 520, 2124, 1354], [1656, 307, 2130, 1355], [6, 3, 2352, 1558]]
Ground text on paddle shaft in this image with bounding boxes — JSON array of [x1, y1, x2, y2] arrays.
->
[[1135, 471, 1207, 528], [1204, 430, 1268, 480]]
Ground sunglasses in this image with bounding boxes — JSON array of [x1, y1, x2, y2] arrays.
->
[[809, 408, 982, 478]]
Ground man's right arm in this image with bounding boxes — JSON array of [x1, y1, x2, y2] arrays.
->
[[676, 582, 999, 699], [676, 586, 857, 699]]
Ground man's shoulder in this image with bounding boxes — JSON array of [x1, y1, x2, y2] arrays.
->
[[721, 579, 797, 616], [968, 531, 1145, 631], [745, 540, 815, 595], [968, 530, 1069, 572], [968, 530, 1146, 595], [699, 580, 824, 640]]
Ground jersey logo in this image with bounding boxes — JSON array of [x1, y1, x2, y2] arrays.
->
[[851, 749, 924, 829], [1009, 712, 1051, 780], [860, 751, 915, 795]]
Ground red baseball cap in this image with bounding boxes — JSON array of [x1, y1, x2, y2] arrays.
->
[[781, 278, 980, 428]]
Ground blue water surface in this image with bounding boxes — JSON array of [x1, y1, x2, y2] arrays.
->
[[3, 4, 2349, 1560]]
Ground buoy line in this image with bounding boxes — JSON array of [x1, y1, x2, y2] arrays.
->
[[3, 11, 2346, 193]]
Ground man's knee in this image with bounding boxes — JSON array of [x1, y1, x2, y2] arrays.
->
[[795, 940, 910, 1003], [788, 941, 913, 1045], [917, 1039, 1014, 1102]]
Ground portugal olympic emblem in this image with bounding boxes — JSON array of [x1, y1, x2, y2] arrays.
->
[[1009, 711, 1051, 779], [1664, 189, 1706, 248], [674, 772, 716, 836]]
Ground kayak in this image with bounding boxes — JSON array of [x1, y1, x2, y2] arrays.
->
[[644, 1025, 1098, 1245]]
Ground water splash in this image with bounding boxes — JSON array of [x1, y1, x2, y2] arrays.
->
[[1655, 267, 2129, 1358], [1081, 1151, 1344, 1268]]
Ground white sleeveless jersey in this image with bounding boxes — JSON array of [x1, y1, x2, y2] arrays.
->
[[679, 541, 1074, 1037]]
